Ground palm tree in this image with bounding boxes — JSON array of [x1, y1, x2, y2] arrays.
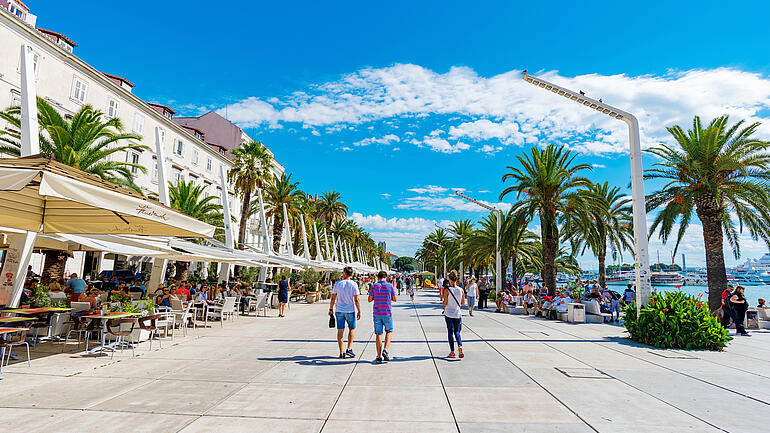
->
[[501, 209, 541, 281], [500, 144, 591, 294], [449, 219, 473, 278], [228, 141, 273, 251], [264, 173, 304, 253], [315, 191, 348, 223], [1, 99, 146, 284], [1, 98, 146, 191], [563, 182, 634, 288], [645, 115, 770, 311], [168, 180, 223, 280]]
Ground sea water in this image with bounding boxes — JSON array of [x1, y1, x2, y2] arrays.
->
[[607, 282, 770, 307]]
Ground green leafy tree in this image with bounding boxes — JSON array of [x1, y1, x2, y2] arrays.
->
[[645, 115, 770, 311], [500, 144, 591, 295], [228, 140, 273, 250], [168, 180, 223, 279], [563, 182, 634, 288], [315, 191, 348, 223], [264, 173, 304, 253], [1, 98, 146, 284], [394, 256, 415, 272]]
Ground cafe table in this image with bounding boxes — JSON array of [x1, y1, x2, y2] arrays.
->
[[0, 327, 29, 380], [2, 307, 72, 343], [81, 312, 138, 355]]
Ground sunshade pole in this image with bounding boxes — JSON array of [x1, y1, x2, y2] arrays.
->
[[300, 214, 310, 261], [313, 222, 323, 261], [218, 166, 234, 284], [147, 126, 171, 292], [0, 46, 40, 307]]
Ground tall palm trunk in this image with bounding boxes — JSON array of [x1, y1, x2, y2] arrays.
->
[[234, 189, 252, 278], [174, 261, 190, 281], [41, 251, 68, 285], [696, 198, 728, 312], [272, 214, 283, 253], [597, 250, 606, 289], [540, 212, 558, 295]]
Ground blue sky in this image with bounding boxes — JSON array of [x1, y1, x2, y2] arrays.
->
[[34, 1, 770, 267]]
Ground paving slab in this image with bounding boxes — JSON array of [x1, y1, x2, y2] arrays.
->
[[207, 383, 342, 419], [329, 385, 452, 422], [179, 415, 324, 433]]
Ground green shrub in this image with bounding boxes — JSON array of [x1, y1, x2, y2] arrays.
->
[[624, 291, 731, 351], [300, 267, 321, 291], [488, 289, 496, 301]]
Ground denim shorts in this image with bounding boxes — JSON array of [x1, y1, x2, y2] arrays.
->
[[335, 312, 356, 330], [373, 315, 393, 334], [466, 296, 476, 306]]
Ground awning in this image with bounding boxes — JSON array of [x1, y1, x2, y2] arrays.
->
[[0, 157, 215, 237]]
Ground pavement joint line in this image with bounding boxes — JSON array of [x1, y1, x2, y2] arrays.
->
[[410, 295, 461, 433], [457, 308, 599, 433], [480, 312, 730, 432], [318, 324, 375, 432], [514, 313, 770, 406]]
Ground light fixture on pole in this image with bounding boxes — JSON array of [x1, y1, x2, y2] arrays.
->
[[425, 238, 447, 283], [433, 223, 448, 278], [521, 71, 651, 314], [455, 191, 502, 294]]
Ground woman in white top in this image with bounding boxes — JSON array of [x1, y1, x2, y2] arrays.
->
[[442, 270, 466, 359], [465, 278, 478, 317]]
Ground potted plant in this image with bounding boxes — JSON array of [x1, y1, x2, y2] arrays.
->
[[301, 267, 321, 303]]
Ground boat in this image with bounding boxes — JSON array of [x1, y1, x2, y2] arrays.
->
[[651, 272, 685, 286], [731, 273, 764, 286], [735, 253, 770, 283], [683, 270, 708, 286]]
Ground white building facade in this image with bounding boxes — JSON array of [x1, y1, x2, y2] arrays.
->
[[0, 4, 283, 278]]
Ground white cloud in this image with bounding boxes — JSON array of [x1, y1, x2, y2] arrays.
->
[[380, 193, 391, 198], [353, 134, 400, 147], [341, 146, 352, 151], [350, 212, 454, 256], [220, 64, 770, 155], [408, 185, 448, 194], [418, 136, 470, 154], [591, 163, 606, 168]]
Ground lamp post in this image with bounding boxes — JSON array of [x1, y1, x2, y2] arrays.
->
[[433, 223, 448, 278], [521, 72, 651, 314], [454, 191, 502, 294], [425, 238, 446, 282]]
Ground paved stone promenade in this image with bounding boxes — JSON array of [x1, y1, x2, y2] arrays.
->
[[1, 290, 769, 432]]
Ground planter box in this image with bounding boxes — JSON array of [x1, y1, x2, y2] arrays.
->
[[306, 293, 317, 304]]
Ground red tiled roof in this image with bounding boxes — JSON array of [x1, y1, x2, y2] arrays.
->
[[36, 27, 77, 47], [147, 102, 177, 115], [15, 0, 30, 11], [181, 125, 204, 136], [102, 72, 135, 88]]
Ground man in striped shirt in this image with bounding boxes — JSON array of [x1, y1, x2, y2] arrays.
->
[[368, 270, 397, 364]]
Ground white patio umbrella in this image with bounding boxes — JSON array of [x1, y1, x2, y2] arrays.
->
[[0, 156, 215, 237]]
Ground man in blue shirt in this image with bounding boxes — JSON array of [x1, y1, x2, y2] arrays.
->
[[66, 273, 87, 302]]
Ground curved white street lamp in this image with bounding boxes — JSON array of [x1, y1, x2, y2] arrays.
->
[[522, 72, 651, 313]]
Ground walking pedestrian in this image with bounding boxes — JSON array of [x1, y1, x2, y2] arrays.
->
[[369, 270, 397, 364], [478, 277, 488, 309], [329, 267, 362, 359], [729, 285, 751, 336], [277, 275, 289, 317], [443, 270, 465, 359], [465, 278, 477, 316]]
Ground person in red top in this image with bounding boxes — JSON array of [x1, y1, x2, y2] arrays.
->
[[175, 284, 191, 301]]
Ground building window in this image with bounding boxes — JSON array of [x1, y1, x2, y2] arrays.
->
[[174, 139, 184, 157], [164, 110, 172, 119], [106, 98, 119, 119], [172, 166, 183, 186], [127, 151, 140, 175], [71, 77, 87, 103], [132, 113, 144, 134], [206, 158, 212, 172], [10, 90, 21, 107], [192, 149, 199, 165], [203, 181, 212, 197], [189, 174, 199, 185], [216, 187, 222, 205]]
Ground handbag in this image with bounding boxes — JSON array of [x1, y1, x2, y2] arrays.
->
[[328, 311, 336, 328]]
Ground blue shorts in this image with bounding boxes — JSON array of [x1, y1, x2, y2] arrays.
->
[[335, 312, 356, 330], [373, 315, 393, 334]]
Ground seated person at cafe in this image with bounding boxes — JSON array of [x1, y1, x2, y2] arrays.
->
[[109, 281, 129, 301], [175, 283, 191, 301], [758, 298, 768, 309], [155, 285, 173, 308], [541, 289, 560, 311], [523, 289, 538, 315], [66, 273, 87, 302]]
